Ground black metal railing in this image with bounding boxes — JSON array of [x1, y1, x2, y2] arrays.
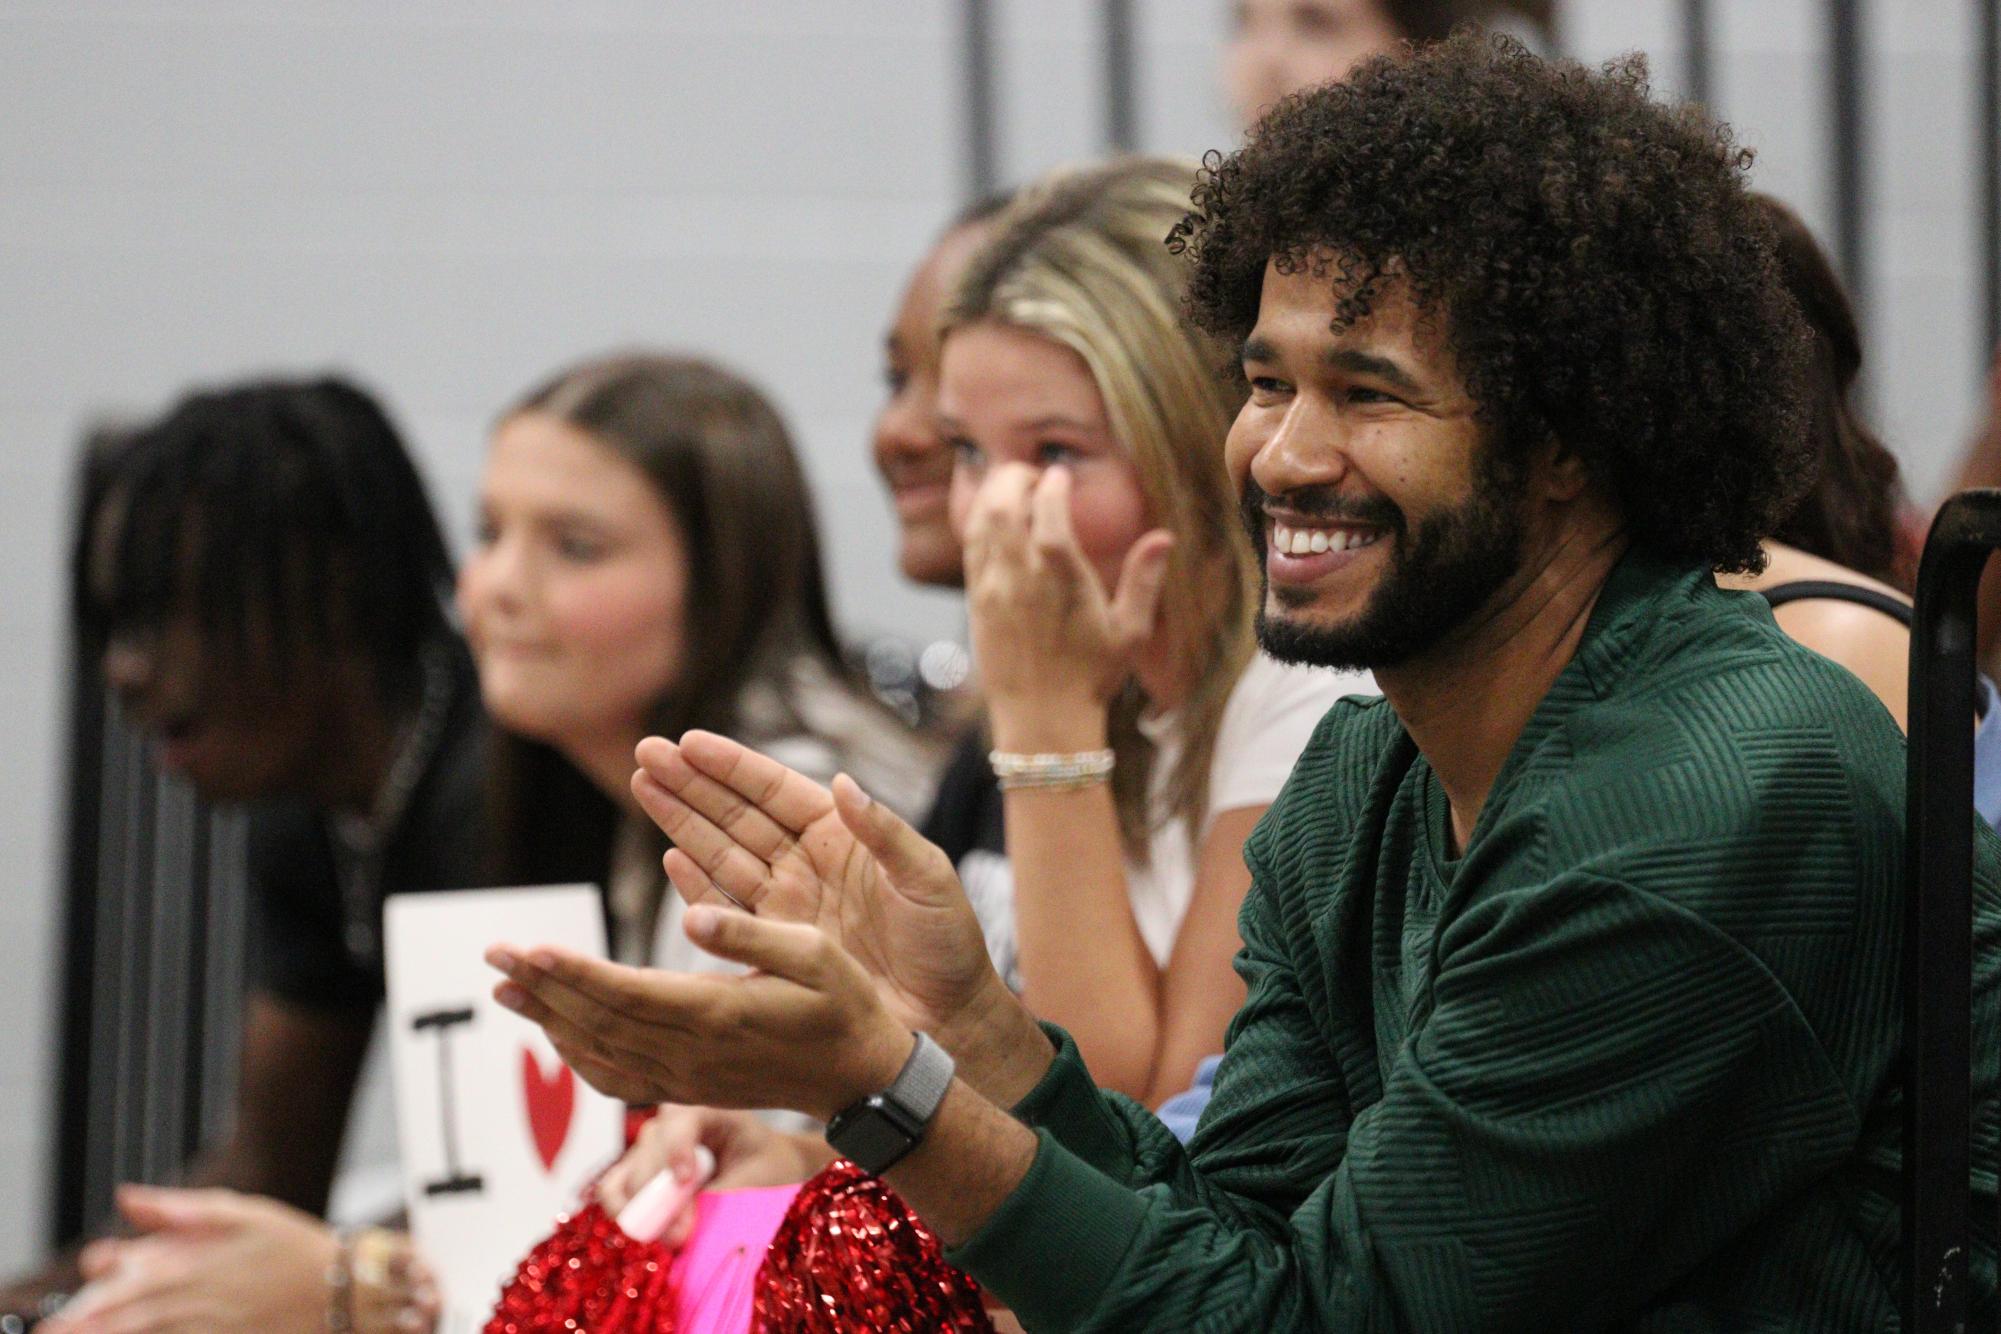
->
[[49, 679, 246, 1249]]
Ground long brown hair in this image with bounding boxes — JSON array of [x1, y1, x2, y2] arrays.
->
[[484, 353, 861, 884], [1756, 194, 1910, 588], [946, 159, 1256, 855]]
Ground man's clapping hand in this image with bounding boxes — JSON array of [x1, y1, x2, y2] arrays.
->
[[490, 731, 1053, 1125]]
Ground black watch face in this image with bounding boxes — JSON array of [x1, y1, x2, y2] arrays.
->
[[832, 1106, 917, 1173]]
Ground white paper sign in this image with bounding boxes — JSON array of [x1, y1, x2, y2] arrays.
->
[[384, 885, 626, 1334]]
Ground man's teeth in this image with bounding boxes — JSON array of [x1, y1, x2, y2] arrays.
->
[[1271, 523, 1383, 556]]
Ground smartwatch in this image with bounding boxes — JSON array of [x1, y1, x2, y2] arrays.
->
[[824, 1031, 955, 1176]]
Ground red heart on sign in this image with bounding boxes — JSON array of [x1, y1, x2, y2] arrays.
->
[[521, 1047, 576, 1172]]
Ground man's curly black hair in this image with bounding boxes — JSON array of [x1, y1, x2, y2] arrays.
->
[[1170, 31, 1813, 573]]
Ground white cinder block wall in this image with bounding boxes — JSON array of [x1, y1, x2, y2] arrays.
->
[[1, 0, 1991, 1267]]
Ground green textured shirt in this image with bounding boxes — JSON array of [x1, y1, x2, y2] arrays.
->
[[952, 554, 2001, 1330]]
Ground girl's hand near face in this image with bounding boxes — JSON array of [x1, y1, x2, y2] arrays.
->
[[962, 463, 1173, 748]]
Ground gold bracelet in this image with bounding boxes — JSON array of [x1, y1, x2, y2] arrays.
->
[[988, 748, 1115, 791]]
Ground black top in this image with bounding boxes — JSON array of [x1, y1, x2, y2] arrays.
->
[[918, 728, 1005, 867], [247, 641, 490, 1015]]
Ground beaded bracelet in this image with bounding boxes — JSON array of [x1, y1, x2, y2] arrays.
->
[[988, 747, 1115, 791], [324, 1230, 356, 1333]]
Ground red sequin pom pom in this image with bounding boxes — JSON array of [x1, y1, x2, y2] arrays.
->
[[751, 1160, 994, 1333], [485, 1200, 679, 1334]]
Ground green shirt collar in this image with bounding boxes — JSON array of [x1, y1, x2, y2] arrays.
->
[[1459, 546, 1711, 850]]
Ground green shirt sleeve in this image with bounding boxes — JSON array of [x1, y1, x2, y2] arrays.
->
[[950, 874, 1859, 1330]]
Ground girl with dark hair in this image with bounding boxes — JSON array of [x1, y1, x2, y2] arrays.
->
[[1756, 194, 1913, 587], [1718, 195, 1924, 732], [458, 352, 937, 972], [1721, 199, 2001, 827], [875, 191, 1018, 590]]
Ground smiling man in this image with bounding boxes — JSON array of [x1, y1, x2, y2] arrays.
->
[[495, 33, 2001, 1328]]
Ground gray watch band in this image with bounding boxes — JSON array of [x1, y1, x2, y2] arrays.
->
[[824, 1031, 955, 1175], [890, 1030, 955, 1118]]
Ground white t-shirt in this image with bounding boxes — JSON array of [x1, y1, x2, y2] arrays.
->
[[980, 653, 1374, 990]]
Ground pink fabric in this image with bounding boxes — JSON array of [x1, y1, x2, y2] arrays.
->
[[664, 1185, 804, 1332]]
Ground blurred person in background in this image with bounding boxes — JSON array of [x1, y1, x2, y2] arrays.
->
[[878, 194, 1021, 944], [462, 352, 941, 973], [876, 198, 1016, 592], [1222, 0, 1555, 126], [1718, 194, 1924, 732], [1751, 195, 1914, 592], [17, 377, 480, 1333]]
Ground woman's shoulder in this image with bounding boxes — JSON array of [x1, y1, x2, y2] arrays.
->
[[1717, 541, 1911, 730], [1206, 652, 1380, 822], [752, 652, 944, 819], [1719, 540, 1910, 606], [1221, 651, 1377, 742]]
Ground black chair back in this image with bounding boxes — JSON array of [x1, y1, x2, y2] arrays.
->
[[1904, 488, 2001, 1331]]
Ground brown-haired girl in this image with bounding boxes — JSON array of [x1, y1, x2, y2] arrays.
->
[[459, 353, 938, 969]]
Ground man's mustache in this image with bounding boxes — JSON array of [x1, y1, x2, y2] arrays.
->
[[1238, 480, 1404, 551]]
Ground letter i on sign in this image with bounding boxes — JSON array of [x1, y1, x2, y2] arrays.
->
[[412, 1006, 484, 1196]]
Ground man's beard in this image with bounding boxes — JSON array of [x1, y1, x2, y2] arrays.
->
[[1242, 455, 1527, 672]]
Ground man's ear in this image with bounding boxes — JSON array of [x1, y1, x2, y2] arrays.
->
[[1532, 436, 1593, 503]]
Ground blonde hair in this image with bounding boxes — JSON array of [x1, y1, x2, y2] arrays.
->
[[946, 157, 1257, 854]]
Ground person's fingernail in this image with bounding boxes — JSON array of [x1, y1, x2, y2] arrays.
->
[[495, 982, 527, 1012], [488, 947, 517, 971], [846, 777, 873, 809], [685, 905, 718, 941], [527, 948, 557, 970]]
